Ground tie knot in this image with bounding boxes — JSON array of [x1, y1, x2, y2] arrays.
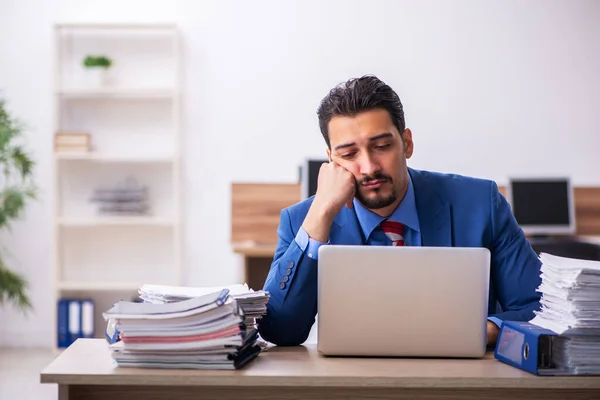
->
[[380, 220, 405, 246], [380, 220, 404, 232]]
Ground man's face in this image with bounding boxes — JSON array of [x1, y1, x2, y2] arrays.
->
[[326, 108, 413, 215]]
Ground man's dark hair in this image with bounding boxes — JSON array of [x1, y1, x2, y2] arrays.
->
[[317, 75, 406, 149]]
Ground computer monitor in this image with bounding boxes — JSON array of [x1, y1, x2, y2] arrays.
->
[[507, 177, 576, 236], [300, 158, 328, 199]]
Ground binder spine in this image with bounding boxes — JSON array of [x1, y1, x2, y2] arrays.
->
[[57, 299, 69, 348], [68, 299, 81, 345], [81, 299, 95, 338], [494, 321, 558, 375]]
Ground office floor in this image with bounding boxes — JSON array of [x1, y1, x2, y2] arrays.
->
[[0, 347, 57, 400]]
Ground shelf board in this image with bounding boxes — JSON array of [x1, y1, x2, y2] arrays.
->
[[55, 152, 174, 163], [58, 281, 141, 291], [55, 23, 177, 30], [58, 216, 175, 227], [56, 88, 177, 99]]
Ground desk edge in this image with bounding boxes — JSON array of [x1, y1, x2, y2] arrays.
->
[[39, 372, 600, 389]]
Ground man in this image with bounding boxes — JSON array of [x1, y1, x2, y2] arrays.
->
[[257, 75, 542, 347]]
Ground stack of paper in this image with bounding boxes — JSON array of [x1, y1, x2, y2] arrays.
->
[[90, 177, 150, 215], [530, 253, 600, 374], [138, 283, 269, 329], [102, 289, 262, 370]]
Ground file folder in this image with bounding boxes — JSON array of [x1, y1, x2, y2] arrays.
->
[[105, 318, 120, 344], [57, 299, 70, 348], [68, 299, 81, 345], [81, 299, 95, 338], [494, 321, 558, 375], [57, 298, 96, 348]]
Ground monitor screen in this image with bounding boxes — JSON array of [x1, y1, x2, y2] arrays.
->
[[300, 159, 328, 199], [508, 178, 575, 235]]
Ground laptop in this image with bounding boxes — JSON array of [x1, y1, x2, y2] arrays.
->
[[317, 245, 491, 358]]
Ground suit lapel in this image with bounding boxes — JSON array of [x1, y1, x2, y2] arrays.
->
[[409, 168, 453, 247], [330, 206, 365, 245]]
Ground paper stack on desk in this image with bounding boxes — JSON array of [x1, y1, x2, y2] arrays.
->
[[138, 283, 270, 329], [102, 289, 263, 370], [530, 253, 600, 375]]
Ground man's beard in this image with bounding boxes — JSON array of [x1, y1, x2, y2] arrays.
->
[[355, 173, 397, 210]]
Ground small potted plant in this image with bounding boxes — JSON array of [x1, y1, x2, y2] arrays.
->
[[82, 55, 113, 87]]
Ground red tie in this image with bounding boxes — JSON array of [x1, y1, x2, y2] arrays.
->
[[380, 220, 405, 246]]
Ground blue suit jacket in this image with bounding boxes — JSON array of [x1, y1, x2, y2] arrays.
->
[[258, 168, 542, 346]]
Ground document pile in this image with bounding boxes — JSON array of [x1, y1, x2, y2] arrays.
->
[[90, 177, 150, 215], [102, 288, 263, 370], [530, 253, 600, 375], [138, 283, 269, 329]]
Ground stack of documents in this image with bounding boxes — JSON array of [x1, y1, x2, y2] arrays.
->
[[102, 289, 262, 370], [530, 253, 600, 374], [138, 283, 269, 329]]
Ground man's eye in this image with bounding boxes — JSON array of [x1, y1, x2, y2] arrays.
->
[[340, 152, 356, 159], [375, 144, 391, 150]]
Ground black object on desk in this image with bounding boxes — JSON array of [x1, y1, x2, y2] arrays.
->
[[529, 236, 600, 261]]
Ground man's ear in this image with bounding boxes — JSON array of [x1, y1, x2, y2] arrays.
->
[[402, 128, 414, 159], [326, 148, 332, 162]]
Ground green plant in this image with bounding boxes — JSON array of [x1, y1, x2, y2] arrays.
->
[[83, 55, 112, 69], [0, 99, 37, 312]]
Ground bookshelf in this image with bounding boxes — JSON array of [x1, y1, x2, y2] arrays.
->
[[54, 153, 174, 162], [56, 88, 176, 99], [57, 216, 175, 227], [52, 23, 182, 348]]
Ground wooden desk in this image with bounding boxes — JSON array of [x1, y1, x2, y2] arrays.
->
[[230, 183, 298, 289], [41, 339, 600, 400], [232, 241, 276, 290]]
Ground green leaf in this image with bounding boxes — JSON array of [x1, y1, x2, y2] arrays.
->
[[11, 146, 35, 179], [1, 187, 26, 219], [0, 260, 32, 312], [0, 120, 19, 152]]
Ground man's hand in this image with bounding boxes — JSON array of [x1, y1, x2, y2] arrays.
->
[[314, 161, 356, 214], [487, 321, 500, 347], [301, 161, 355, 243]]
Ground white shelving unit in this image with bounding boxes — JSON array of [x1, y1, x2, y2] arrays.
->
[[52, 23, 182, 347]]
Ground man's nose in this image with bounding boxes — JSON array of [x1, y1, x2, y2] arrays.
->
[[359, 154, 380, 176]]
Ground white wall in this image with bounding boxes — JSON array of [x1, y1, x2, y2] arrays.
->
[[1, 0, 599, 347]]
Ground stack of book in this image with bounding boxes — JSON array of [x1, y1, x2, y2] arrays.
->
[[90, 177, 150, 215], [103, 288, 263, 370], [54, 132, 91, 153], [138, 283, 269, 329], [530, 253, 600, 375]]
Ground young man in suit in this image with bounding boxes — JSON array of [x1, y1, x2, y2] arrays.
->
[[257, 75, 542, 347]]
